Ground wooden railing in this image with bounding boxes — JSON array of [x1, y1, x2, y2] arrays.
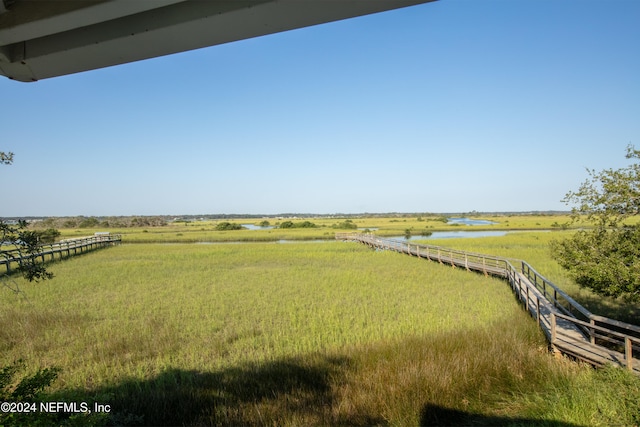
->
[[336, 232, 640, 373], [1, 234, 122, 275]]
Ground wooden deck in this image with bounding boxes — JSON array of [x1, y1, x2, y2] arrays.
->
[[1, 234, 122, 275], [336, 233, 640, 375]]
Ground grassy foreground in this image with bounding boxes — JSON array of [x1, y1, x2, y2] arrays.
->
[[1, 241, 639, 425]]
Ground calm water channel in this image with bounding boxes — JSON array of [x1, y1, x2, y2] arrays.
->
[[388, 217, 503, 241], [218, 218, 508, 243], [447, 217, 497, 226], [387, 230, 508, 242]]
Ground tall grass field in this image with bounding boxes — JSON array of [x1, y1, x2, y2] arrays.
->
[[1, 237, 639, 425]]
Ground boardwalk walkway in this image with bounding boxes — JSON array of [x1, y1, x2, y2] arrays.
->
[[336, 232, 640, 374], [1, 234, 121, 275]]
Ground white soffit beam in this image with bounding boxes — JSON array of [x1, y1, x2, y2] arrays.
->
[[0, 0, 434, 82]]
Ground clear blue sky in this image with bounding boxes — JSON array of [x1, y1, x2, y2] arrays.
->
[[2, 0, 639, 217]]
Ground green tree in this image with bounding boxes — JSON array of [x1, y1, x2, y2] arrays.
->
[[36, 228, 61, 244], [279, 221, 317, 229], [215, 221, 244, 231], [332, 220, 358, 230], [404, 228, 412, 240], [296, 221, 317, 228], [551, 145, 640, 301], [0, 153, 85, 427], [0, 360, 61, 426], [1, 152, 55, 290]]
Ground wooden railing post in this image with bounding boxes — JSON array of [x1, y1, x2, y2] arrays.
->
[[626, 337, 633, 371], [517, 276, 522, 302]]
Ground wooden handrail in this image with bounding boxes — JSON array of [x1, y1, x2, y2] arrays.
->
[[552, 312, 639, 371], [553, 312, 640, 344], [1, 234, 121, 275], [520, 261, 591, 321]]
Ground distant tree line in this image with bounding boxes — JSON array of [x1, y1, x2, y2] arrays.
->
[[31, 216, 168, 229]]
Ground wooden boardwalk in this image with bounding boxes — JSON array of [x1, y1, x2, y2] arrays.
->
[[336, 233, 640, 374], [1, 234, 122, 275]]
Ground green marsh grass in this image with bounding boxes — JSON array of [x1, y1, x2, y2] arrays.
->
[[2, 240, 639, 425]]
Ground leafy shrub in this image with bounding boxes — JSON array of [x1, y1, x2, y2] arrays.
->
[[0, 361, 113, 426], [0, 360, 60, 426], [36, 228, 61, 244], [215, 222, 244, 231], [552, 226, 640, 301], [297, 221, 317, 228], [1, 360, 60, 402], [332, 220, 358, 230], [279, 221, 317, 229], [0, 220, 54, 283], [552, 145, 640, 301]]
